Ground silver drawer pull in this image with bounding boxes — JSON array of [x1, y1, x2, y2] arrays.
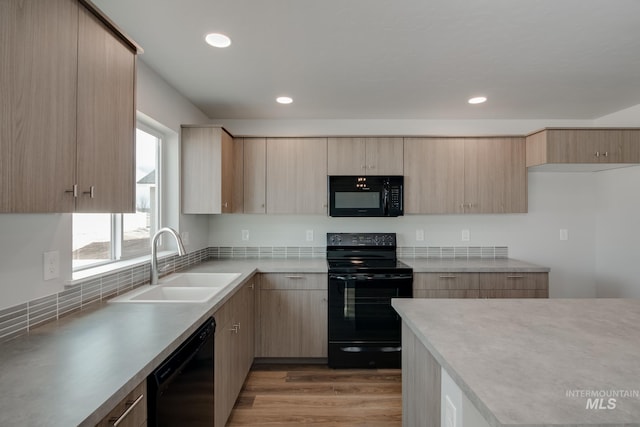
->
[[82, 185, 95, 198], [109, 393, 144, 426], [506, 275, 524, 279], [285, 275, 304, 279], [439, 275, 457, 279]]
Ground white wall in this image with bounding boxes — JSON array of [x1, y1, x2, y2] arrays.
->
[[136, 60, 211, 252], [209, 172, 598, 297], [0, 60, 210, 310], [593, 103, 640, 297]]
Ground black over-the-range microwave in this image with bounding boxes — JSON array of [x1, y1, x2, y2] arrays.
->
[[328, 175, 403, 217]]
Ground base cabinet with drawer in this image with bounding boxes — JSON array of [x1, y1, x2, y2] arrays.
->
[[214, 277, 256, 427], [414, 272, 548, 299], [95, 381, 146, 427], [256, 273, 328, 358]]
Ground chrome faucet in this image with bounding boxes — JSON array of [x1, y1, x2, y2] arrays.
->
[[150, 227, 187, 285]]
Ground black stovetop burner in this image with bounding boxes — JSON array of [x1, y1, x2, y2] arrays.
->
[[326, 232, 412, 274]]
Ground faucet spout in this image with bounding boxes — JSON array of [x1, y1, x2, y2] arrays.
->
[[151, 227, 187, 285]]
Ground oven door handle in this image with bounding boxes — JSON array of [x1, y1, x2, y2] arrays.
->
[[331, 274, 412, 281]]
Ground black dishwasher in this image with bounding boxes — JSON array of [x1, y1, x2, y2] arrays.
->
[[147, 317, 215, 427]]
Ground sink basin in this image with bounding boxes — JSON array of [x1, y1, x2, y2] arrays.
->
[[158, 272, 241, 287], [111, 286, 223, 303]]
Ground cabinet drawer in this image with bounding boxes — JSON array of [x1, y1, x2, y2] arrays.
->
[[479, 273, 548, 290], [413, 273, 479, 291], [480, 289, 548, 299], [96, 381, 146, 427], [261, 273, 328, 290], [414, 289, 480, 299]]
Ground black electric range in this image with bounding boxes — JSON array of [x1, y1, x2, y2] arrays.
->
[[326, 233, 413, 369]]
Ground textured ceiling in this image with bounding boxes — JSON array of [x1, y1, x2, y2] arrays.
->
[[93, 0, 640, 120]]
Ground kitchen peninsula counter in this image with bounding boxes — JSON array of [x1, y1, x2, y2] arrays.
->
[[392, 298, 640, 426]]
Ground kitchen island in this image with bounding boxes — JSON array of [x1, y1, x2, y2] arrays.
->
[[392, 298, 640, 427]]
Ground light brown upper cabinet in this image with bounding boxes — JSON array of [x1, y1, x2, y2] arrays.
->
[[76, 6, 136, 213], [526, 128, 640, 171], [182, 126, 243, 214], [241, 137, 266, 214], [266, 138, 328, 214], [404, 137, 527, 214], [0, 0, 139, 213], [327, 137, 403, 175]]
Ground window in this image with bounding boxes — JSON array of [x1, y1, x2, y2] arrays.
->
[[72, 126, 161, 270]]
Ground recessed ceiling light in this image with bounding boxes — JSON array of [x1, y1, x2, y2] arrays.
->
[[276, 96, 293, 104], [468, 96, 487, 104], [205, 33, 231, 48]]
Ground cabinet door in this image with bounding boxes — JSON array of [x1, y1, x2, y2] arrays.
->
[[258, 273, 328, 358], [243, 138, 266, 213], [258, 289, 328, 357], [327, 137, 366, 175], [365, 137, 403, 175], [2, 0, 78, 212], [465, 137, 527, 213], [220, 129, 238, 213], [403, 138, 465, 214], [0, 0, 9, 211], [77, 6, 135, 213], [214, 317, 236, 427], [266, 138, 328, 214]]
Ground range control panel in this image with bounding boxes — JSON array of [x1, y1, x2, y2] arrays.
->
[[327, 232, 396, 247]]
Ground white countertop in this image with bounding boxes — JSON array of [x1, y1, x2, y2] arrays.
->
[[393, 298, 640, 427]]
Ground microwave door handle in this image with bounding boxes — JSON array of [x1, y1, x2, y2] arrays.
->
[[382, 185, 390, 216]]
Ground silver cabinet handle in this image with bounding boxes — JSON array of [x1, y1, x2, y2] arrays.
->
[[229, 324, 239, 333], [439, 275, 457, 279], [82, 186, 95, 198], [285, 275, 304, 279], [223, 201, 228, 208], [507, 275, 524, 279], [249, 283, 255, 290], [602, 151, 609, 157], [65, 184, 78, 198], [109, 393, 144, 426]]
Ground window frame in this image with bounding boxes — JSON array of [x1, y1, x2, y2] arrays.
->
[[72, 122, 163, 272]]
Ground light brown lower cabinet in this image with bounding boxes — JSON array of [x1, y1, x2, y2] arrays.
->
[[95, 381, 146, 427], [479, 272, 549, 298], [402, 322, 440, 427], [413, 272, 548, 299], [214, 277, 256, 427], [256, 273, 328, 358]]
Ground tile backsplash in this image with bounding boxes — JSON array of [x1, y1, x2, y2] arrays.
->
[[0, 245, 508, 342]]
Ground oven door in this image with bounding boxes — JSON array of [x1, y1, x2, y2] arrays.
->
[[328, 273, 412, 342]]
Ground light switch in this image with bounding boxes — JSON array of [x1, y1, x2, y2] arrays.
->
[[416, 229, 424, 241], [306, 230, 314, 241], [461, 229, 470, 242], [241, 230, 250, 241], [559, 229, 568, 241]]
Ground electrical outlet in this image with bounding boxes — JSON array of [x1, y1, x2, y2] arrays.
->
[[416, 229, 424, 241], [43, 251, 59, 281], [306, 230, 314, 241], [241, 230, 250, 241], [461, 229, 470, 241], [559, 229, 568, 241], [181, 231, 190, 246]]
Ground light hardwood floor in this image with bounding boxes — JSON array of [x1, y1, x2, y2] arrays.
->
[[226, 364, 402, 426]]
